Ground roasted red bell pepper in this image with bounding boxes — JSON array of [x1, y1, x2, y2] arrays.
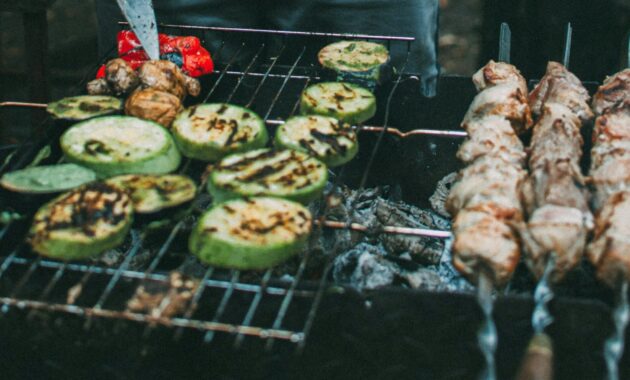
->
[[96, 30, 213, 78]]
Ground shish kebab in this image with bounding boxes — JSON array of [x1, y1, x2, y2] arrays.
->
[[445, 25, 532, 378], [586, 67, 630, 380], [516, 24, 595, 380]]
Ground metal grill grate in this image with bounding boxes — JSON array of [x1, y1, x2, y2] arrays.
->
[[0, 24, 452, 350]]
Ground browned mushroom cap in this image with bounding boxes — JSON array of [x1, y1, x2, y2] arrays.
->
[[138, 60, 189, 100], [105, 58, 140, 96], [87, 78, 113, 96], [124, 88, 182, 128], [184, 75, 201, 97]]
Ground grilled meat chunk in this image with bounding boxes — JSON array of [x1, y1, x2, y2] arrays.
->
[[591, 103, 630, 145], [463, 82, 533, 134], [124, 88, 183, 128], [472, 59, 528, 96], [452, 209, 520, 287], [446, 156, 525, 221], [591, 68, 630, 115], [520, 205, 588, 281], [458, 115, 526, 166], [529, 61, 594, 123], [587, 191, 630, 287]]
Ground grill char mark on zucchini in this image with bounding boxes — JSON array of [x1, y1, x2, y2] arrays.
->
[[31, 183, 129, 242], [209, 149, 327, 204]]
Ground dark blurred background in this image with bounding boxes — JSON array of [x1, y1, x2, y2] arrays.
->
[[0, 0, 627, 145]]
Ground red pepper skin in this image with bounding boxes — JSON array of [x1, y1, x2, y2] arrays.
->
[[102, 30, 214, 78]]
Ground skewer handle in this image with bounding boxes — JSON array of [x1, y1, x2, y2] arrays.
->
[[562, 23, 573, 69], [498, 23, 511, 64], [515, 333, 553, 380]]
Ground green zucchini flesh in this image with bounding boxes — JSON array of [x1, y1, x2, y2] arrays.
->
[[299, 82, 376, 124], [0, 164, 96, 194], [106, 174, 197, 214], [318, 40, 391, 89], [29, 182, 133, 260], [171, 103, 268, 162], [60, 116, 181, 178], [47, 95, 123, 121], [189, 197, 311, 269], [208, 148, 328, 204], [274, 115, 358, 167]]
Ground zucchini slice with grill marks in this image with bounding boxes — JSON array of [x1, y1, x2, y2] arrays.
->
[[207, 148, 328, 204], [47, 95, 123, 121], [318, 40, 391, 88], [106, 174, 197, 214], [28, 182, 133, 260], [299, 82, 376, 124], [171, 103, 268, 162], [189, 197, 312, 269], [60, 116, 181, 178], [274, 115, 358, 167], [0, 164, 96, 194]]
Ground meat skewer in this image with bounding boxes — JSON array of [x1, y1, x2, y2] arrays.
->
[[446, 22, 528, 380], [586, 54, 630, 380], [516, 24, 594, 380]]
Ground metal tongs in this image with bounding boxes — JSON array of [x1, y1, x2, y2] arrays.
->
[[116, 0, 160, 60]]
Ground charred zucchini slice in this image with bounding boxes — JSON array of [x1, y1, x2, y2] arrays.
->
[[189, 197, 311, 269], [299, 82, 376, 124], [275, 115, 358, 167], [60, 116, 181, 178], [171, 103, 268, 162], [318, 41, 391, 88], [29, 182, 133, 260], [207, 148, 328, 204], [106, 174, 196, 214], [47, 95, 123, 121], [0, 164, 96, 194]]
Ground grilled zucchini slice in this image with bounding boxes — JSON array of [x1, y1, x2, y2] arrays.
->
[[47, 95, 123, 121], [171, 103, 268, 162], [60, 116, 181, 178], [299, 82, 376, 124], [318, 40, 391, 88], [189, 197, 311, 269], [207, 148, 328, 204], [29, 182, 133, 260], [274, 115, 358, 167], [106, 174, 196, 214], [0, 164, 96, 194]]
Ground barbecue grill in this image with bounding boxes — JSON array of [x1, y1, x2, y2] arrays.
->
[[0, 23, 627, 379]]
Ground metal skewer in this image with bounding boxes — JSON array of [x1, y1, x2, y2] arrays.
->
[[602, 36, 630, 380], [473, 22, 513, 380], [516, 23, 574, 380]]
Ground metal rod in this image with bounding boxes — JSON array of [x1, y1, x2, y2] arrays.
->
[[317, 220, 452, 239], [562, 23, 573, 69], [119, 21, 415, 41], [604, 280, 630, 380], [0, 101, 47, 109], [173, 266, 214, 340], [202, 43, 246, 103], [498, 23, 511, 64], [234, 269, 273, 348], [8, 257, 42, 298], [245, 43, 287, 108], [264, 119, 468, 138], [0, 296, 300, 341], [477, 270, 497, 380], [359, 49, 411, 189], [263, 46, 307, 120], [224, 44, 266, 104], [204, 270, 240, 343], [532, 255, 556, 334]]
